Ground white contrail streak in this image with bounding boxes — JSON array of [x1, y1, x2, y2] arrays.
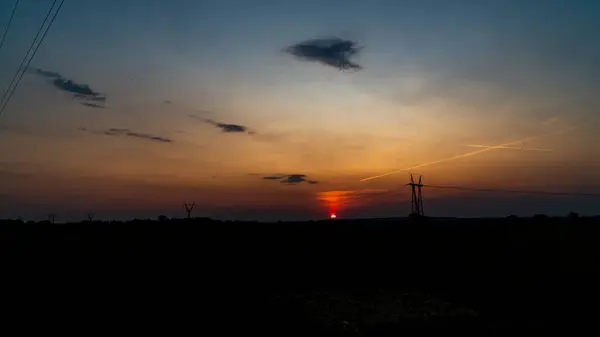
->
[[359, 126, 576, 182], [466, 144, 553, 152]]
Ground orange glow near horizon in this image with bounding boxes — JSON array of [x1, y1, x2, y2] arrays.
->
[[330, 213, 337, 219]]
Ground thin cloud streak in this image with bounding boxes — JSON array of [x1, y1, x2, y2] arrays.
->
[[466, 144, 553, 152], [261, 174, 318, 185], [79, 127, 172, 143], [360, 126, 578, 182], [79, 102, 106, 109]]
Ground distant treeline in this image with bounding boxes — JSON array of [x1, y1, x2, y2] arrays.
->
[[2, 215, 599, 277]]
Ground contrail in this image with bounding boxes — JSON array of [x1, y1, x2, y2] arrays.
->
[[466, 144, 553, 152], [359, 126, 576, 182]]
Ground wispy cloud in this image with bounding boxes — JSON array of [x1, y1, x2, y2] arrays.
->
[[33, 68, 61, 78], [466, 144, 553, 152], [262, 174, 318, 185], [541, 116, 560, 126], [285, 37, 362, 71], [74, 94, 106, 102], [205, 119, 248, 133], [79, 102, 106, 109], [52, 78, 100, 96], [79, 127, 172, 143], [29, 67, 107, 106], [103, 128, 172, 143], [190, 115, 254, 135]]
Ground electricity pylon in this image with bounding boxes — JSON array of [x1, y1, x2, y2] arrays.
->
[[406, 174, 424, 216], [183, 202, 196, 219]]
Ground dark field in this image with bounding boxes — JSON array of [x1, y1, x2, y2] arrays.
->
[[2, 215, 600, 335]]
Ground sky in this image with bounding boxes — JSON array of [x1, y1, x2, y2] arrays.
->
[[1, 0, 600, 221]]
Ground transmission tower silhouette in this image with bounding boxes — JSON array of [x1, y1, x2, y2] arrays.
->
[[406, 174, 424, 216], [183, 202, 196, 219]]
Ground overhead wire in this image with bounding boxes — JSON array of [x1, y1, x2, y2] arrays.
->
[[423, 184, 600, 197], [343, 188, 404, 205], [0, 0, 57, 109], [0, 0, 20, 52], [344, 181, 600, 213], [350, 184, 600, 210], [0, 0, 65, 119]]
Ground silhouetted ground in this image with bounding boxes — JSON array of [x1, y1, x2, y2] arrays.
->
[[2, 215, 600, 335]]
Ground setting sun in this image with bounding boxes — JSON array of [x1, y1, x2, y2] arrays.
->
[[330, 213, 337, 219]]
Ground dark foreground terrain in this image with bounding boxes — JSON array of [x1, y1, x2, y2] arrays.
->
[[2, 215, 600, 335]]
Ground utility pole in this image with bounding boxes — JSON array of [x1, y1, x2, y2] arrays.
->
[[406, 174, 424, 217], [183, 202, 196, 219], [48, 213, 56, 224], [87, 212, 95, 221]]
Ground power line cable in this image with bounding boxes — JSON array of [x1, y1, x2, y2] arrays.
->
[[423, 184, 600, 197], [0, 0, 20, 52], [0, 0, 64, 118], [335, 183, 600, 207], [0, 0, 56, 109], [0, 0, 57, 111]]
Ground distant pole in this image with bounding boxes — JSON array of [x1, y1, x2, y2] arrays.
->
[[418, 175, 424, 216], [406, 174, 424, 217], [87, 212, 95, 221], [48, 213, 56, 224], [183, 202, 196, 219]]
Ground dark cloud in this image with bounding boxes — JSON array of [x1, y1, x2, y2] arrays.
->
[[79, 127, 172, 143], [30, 67, 107, 104], [262, 174, 318, 185], [74, 94, 106, 102], [216, 123, 246, 133], [52, 78, 101, 97], [187, 113, 255, 135], [79, 102, 105, 109], [263, 176, 284, 180], [281, 174, 307, 184], [105, 128, 172, 143], [163, 100, 172, 104], [205, 119, 247, 133], [33, 68, 61, 78], [285, 37, 363, 71], [196, 117, 253, 134]]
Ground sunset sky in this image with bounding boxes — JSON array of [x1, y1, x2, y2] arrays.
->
[[1, 0, 599, 221]]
